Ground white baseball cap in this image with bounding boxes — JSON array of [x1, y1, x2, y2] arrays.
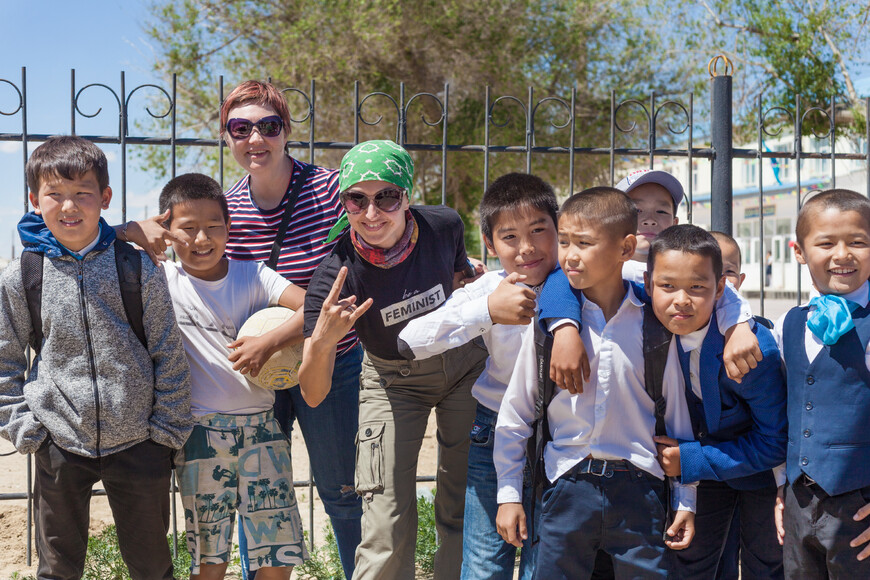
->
[[616, 169, 684, 208]]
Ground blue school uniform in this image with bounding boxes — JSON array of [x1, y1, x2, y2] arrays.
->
[[778, 284, 870, 579], [672, 313, 787, 579]]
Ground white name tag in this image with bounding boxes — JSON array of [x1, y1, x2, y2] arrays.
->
[[380, 284, 445, 327]]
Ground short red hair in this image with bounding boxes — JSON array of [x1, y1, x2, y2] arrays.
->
[[220, 80, 292, 137]]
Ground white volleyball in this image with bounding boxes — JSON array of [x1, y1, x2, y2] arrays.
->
[[237, 307, 303, 390]]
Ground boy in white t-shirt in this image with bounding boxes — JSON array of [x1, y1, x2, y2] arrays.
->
[[159, 173, 308, 579]]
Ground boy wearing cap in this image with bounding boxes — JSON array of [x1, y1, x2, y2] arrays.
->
[[617, 169, 683, 283], [546, 170, 759, 397]]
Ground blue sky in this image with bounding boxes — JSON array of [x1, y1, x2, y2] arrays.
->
[[0, 0, 161, 259]]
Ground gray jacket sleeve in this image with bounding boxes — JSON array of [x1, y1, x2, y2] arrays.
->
[[140, 259, 193, 448], [0, 261, 49, 453]]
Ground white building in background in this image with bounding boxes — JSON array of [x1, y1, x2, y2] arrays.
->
[[647, 133, 868, 296]]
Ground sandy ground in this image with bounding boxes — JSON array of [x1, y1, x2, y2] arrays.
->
[[0, 411, 441, 579]]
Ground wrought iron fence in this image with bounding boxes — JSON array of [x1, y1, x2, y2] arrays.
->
[[1, 56, 869, 566]]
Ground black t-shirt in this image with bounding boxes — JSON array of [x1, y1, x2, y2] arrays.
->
[[304, 205, 468, 360]]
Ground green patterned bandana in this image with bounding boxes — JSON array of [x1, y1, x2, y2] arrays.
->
[[326, 140, 415, 243]]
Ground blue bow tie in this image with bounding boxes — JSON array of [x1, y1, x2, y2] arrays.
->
[[807, 294, 859, 345]]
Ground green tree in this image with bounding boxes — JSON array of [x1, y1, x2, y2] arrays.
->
[[143, 0, 700, 252], [678, 0, 870, 137]]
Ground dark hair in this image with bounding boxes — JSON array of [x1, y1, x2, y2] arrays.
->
[[796, 189, 870, 246], [479, 173, 558, 241], [220, 80, 291, 138], [559, 186, 637, 239], [648, 224, 723, 281], [159, 173, 229, 223], [710, 230, 741, 267], [26, 136, 109, 192]]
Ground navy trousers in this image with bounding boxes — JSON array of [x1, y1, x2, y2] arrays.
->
[[534, 460, 670, 580], [673, 479, 782, 580]]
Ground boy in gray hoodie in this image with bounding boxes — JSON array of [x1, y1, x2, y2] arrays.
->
[[0, 136, 193, 580]]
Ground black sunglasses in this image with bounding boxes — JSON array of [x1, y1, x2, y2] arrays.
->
[[340, 187, 406, 215], [225, 115, 284, 139]]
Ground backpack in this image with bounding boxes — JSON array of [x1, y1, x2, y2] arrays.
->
[[526, 302, 673, 541], [20, 239, 147, 355]]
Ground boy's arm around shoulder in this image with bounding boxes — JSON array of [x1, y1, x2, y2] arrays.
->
[[717, 281, 763, 381], [141, 257, 193, 449], [537, 267, 582, 325], [0, 261, 49, 453], [397, 270, 499, 360], [679, 325, 787, 484]]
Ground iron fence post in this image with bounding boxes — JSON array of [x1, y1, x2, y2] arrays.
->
[[711, 68, 733, 235]]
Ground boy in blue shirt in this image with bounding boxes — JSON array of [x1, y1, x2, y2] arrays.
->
[[648, 225, 787, 579], [774, 189, 870, 579], [398, 172, 559, 579], [0, 136, 192, 579]]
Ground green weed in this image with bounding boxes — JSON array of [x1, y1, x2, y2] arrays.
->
[[76, 525, 191, 580], [296, 527, 344, 579], [295, 489, 439, 580]]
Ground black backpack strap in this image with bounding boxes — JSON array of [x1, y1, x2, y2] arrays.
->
[[114, 240, 147, 350], [642, 303, 672, 437], [642, 302, 677, 538], [20, 250, 45, 354], [267, 163, 315, 271], [526, 314, 556, 544]]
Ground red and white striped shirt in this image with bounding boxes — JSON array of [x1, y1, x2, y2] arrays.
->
[[225, 157, 359, 355]]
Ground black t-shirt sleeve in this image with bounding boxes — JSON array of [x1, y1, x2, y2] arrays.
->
[[303, 253, 343, 338]]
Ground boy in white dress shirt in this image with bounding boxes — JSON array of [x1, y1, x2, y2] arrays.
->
[[398, 172, 559, 580], [494, 187, 697, 579]]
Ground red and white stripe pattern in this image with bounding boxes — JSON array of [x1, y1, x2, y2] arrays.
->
[[225, 158, 359, 354]]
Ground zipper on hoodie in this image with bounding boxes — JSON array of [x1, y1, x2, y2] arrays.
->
[[78, 260, 102, 458]]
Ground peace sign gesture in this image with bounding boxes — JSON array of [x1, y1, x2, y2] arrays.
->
[[300, 267, 373, 407], [311, 266, 374, 345]]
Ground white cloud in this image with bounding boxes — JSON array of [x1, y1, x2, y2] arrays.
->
[[0, 142, 22, 154]]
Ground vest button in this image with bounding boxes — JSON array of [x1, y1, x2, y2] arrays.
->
[[698, 431, 707, 438], [801, 457, 809, 466], [805, 402, 814, 411], [803, 429, 812, 438], [399, 367, 411, 377], [807, 375, 815, 385]]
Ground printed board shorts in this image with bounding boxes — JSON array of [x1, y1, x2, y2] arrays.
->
[[174, 409, 308, 573]]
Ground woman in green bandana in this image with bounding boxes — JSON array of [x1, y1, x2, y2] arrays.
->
[[299, 140, 486, 580]]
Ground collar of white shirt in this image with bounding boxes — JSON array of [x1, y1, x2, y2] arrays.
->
[[579, 281, 642, 321], [678, 318, 712, 354], [811, 281, 870, 310]]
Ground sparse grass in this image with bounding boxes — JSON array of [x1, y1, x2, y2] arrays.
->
[[10, 492, 441, 580], [82, 525, 192, 580], [296, 489, 440, 580]]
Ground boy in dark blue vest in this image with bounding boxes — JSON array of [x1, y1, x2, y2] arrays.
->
[[648, 225, 787, 579], [773, 189, 870, 579]]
